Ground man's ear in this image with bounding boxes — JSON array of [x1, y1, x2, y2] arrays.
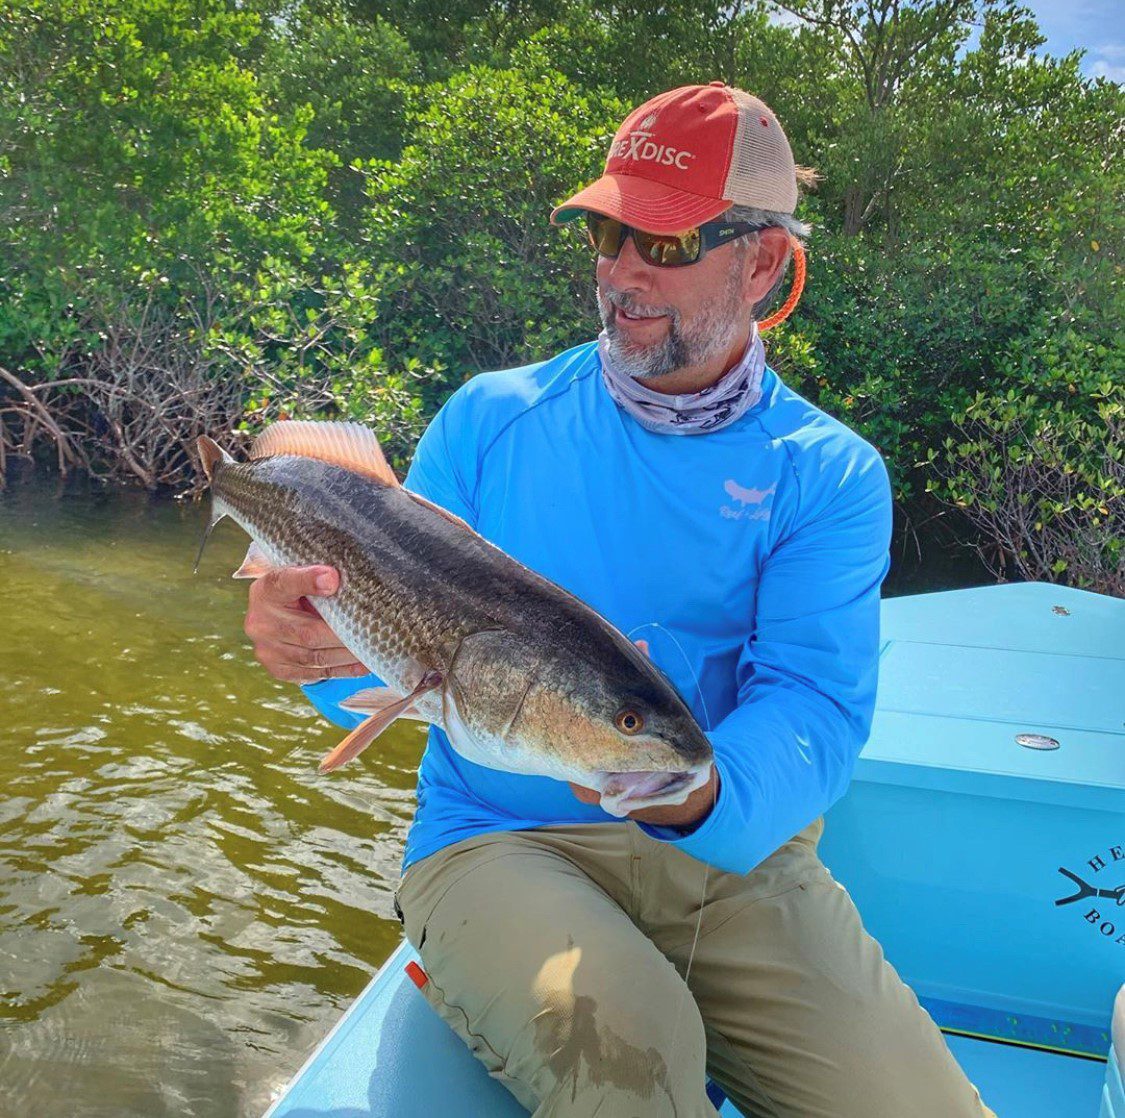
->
[[743, 227, 792, 306]]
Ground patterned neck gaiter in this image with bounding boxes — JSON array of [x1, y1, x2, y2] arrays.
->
[[597, 325, 766, 436]]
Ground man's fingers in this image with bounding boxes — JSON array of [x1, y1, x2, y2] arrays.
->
[[241, 563, 366, 684], [283, 643, 366, 672], [282, 663, 369, 684], [253, 638, 369, 681], [244, 610, 344, 651], [252, 564, 339, 608], [264, 657, 371, 685], [244, 564, 345, 649]]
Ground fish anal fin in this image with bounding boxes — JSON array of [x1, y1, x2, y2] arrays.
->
[[232, 542, 275, 580], [248, 421, 398, 487]]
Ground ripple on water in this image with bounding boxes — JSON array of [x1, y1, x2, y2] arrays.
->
[[1, 479, 415, 1115], [31, 725, 108, 748], [0, 968, 246, 1117]]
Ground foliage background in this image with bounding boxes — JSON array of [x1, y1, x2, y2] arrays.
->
[[0, 0, 1121, 589]]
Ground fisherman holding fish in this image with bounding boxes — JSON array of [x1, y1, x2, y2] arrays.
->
[[230, 84, 995, 1117]]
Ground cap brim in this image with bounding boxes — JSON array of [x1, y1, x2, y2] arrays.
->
[[550, 173, 730, 233]]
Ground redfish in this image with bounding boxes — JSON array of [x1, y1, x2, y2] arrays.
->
[[196, 422, 712, 815]]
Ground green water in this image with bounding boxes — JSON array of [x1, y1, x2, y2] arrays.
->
[[0, 474, 990, 1117], [0, 477, 424, 1117]]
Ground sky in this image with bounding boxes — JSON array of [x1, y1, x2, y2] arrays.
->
[[1022, 0, 1125, 81], [768, 0, 1124, 82]]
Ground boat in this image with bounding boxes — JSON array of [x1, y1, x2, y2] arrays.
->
[[264, 582, 1124, 1117]]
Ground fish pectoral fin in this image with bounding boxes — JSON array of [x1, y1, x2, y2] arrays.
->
[[231, 542, 275, 580], [318, 671, 443, 774], [339, 686, 427, 721], [317, 711, 401, 774]]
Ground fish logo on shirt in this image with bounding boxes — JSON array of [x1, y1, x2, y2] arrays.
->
[[721, 479, 775, 522], [723, 480, 776, 506]]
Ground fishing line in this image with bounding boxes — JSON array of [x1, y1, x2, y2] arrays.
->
[[627, 622, 716, 1084], [626, 622, 713, 734], [667, 783, 714, 1071]]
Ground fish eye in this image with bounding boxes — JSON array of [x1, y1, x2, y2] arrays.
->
[[614, 709, 644, 735]]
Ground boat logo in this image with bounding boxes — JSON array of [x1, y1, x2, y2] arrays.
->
[[1055, 845, 1125, 946], [721, 479, 775, 522]]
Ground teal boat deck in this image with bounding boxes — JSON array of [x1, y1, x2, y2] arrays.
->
[[266, 584, 1124, 1117], [263, 941, 1110, 1117]]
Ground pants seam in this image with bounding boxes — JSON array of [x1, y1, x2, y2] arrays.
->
[[421, 969, 513, 1074], [705, 1027, 785, 1118], [399, 847, 553, 933], [664, 879, 814, 955]]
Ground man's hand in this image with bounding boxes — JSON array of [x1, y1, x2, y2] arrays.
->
[[244, 565, 369, 684], [568, 637, 720, 828], [569, 766, 720, 828]]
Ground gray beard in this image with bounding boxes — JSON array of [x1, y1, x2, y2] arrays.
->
[[596, 266, 746, 383]]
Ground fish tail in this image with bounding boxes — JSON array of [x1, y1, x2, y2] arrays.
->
[[193, 435, 235, 573], [197, 435, 233, 482]]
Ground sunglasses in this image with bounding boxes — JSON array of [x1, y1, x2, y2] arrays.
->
[[583, 212, 762, 268]]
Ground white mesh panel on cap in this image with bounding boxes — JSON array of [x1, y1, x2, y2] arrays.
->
[[722, 89, 798, 213]]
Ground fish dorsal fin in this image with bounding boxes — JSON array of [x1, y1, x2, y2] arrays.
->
[[249, 421, 399, 487], [407, 491, 475, 534]]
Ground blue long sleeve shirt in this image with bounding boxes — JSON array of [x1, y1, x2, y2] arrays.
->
[[303, 340, 892, 875]]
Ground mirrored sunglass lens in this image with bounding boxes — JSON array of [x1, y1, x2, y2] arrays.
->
[[585, 214, 624, 256], [636, 230, 700, 266], [637, 234, 675, 265], [583, 216, 703, 265]]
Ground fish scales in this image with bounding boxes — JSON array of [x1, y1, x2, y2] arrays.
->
[[218, 460, 490, 694], [228, 458, 616, 671], [217, 463, 532, 695], [217, 456, 648, 736]]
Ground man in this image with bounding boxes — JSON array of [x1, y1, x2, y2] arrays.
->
[[244, 84, 993, 1116]]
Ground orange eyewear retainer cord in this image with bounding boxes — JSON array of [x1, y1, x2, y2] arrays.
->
[[758, 239, 806, 332]]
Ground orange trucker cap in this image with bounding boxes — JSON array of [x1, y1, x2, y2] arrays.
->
[[551, 82, 798, 234]]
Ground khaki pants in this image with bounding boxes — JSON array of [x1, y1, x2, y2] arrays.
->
[[396, 820, 994, 1118]]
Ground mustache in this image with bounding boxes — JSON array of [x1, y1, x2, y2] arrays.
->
[[600, 287, 677, 322]]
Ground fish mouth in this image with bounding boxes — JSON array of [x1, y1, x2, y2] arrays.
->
[[596, 763, 712, 818]]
